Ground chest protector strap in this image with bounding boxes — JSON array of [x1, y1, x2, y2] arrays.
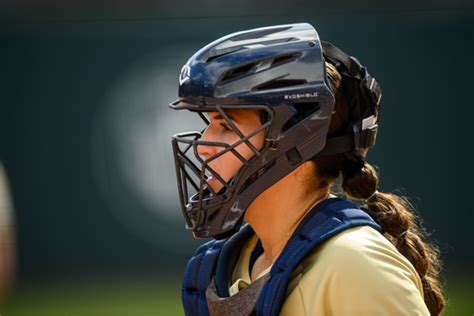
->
[[182, 198, 383, 316]]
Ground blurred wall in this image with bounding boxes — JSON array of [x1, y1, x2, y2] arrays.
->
[[1, 3, 473, 281]]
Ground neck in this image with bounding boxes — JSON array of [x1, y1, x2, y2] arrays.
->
[[244, 173, 330, 265]]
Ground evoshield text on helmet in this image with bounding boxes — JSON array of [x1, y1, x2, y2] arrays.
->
[[170, 23, 381, 239]]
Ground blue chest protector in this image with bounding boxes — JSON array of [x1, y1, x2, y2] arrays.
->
[[182, 198, 383, 316]]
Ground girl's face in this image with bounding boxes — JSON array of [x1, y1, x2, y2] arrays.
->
[[197, 109, 265, 193]]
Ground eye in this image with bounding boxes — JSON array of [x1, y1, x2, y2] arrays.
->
[[220, 123, 232, 131]]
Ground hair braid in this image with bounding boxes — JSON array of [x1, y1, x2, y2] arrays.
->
[[342, 162, 445, 315], [314, 61, 446, 315]]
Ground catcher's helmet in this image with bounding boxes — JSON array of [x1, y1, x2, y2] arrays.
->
[[170, 23, 381, 239]]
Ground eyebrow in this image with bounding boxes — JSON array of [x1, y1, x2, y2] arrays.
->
[[211, 113, 239, 123]]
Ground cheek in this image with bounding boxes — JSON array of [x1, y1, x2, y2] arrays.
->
[[220, 152, 245, 174], [234, 130, 265, 159], [217, 135, 262, 180], [206, 151, 246, 187], [209, 129, 265, 181]]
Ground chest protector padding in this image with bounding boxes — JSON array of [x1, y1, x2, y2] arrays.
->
[[182, 198, 383, 316], [206, 273, 270, 316]]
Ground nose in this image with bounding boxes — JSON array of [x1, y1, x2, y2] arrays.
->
[[196, 127, 218, 160]]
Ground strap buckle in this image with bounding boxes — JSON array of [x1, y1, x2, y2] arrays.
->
[[353, 121, 378, 149], [365, 76, 382, 106]]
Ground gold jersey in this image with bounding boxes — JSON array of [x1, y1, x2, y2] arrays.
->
[[230, 225, 429, 315]]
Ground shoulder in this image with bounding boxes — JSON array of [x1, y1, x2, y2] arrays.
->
[[281, 226, 429, 315], [306, 225, 414, 272]]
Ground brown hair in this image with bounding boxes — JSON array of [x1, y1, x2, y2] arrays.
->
[[314, 62, 446, 315]]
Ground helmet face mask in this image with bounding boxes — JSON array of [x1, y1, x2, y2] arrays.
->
[[172, 104, 274, 238], [170, 23, 381, 239]]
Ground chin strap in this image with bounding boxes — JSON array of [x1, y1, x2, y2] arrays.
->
[[317, 127, 378, 157]]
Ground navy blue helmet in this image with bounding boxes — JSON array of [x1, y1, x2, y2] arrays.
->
[[170, 23, 381, 239]]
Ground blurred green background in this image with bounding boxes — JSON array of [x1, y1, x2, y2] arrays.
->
[[1, 1, 473, 315]]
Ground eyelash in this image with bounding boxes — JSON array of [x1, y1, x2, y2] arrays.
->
[[220, 123, 232, 131]]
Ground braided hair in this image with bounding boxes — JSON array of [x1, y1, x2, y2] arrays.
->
[[313, 62, 446, 315]]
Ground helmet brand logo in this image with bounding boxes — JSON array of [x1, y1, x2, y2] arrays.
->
[[284, 92, 319, 100], [179, 64, 191, 85], [230, 200, 243, 214]]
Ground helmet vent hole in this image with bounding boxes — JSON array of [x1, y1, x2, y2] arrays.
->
[[271, 53, 301, 67], [221, 63, 258, 82], [253, 79, 307, 91]]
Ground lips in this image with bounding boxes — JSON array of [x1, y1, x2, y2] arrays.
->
[[206, 175, 217, 185], [206, 175, 222, 193]]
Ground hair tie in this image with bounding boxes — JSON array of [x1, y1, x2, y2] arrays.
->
[[341, 155, 365, 178], [366, 190, 379, 201], [397, 229, 410, 240]]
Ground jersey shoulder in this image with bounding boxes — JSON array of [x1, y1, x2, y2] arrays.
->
[[281, 225, 429, 316]]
